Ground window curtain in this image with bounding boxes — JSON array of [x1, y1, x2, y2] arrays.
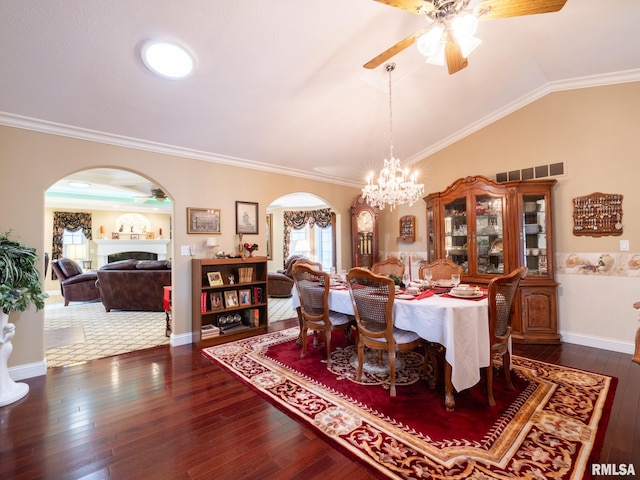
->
[[282, 208, 332, 264], [51, 212, 92, 279]]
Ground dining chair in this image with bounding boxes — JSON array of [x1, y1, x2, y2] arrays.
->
[[292, 262, 354, 367], [419, 258, 462, 283], [293, 258, 323, 270], [371, 258, 405, 277], [486, 266, 528, 406], [346, 267, 423, 397]]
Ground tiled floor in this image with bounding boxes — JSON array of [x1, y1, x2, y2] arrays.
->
[[44, 295, 296, 368]]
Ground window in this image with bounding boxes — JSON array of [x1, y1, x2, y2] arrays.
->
[[288, 223, 334, 272], [63, 229, 88, 266]]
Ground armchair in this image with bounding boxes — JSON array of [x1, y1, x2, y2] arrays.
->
[[51, 258, 100, 306], [267, 255, 307, 298]]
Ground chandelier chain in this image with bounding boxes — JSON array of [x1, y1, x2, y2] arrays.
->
[[362, 63, 424, 211]]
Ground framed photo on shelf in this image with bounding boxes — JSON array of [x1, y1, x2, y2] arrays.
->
[[238, 288, 252, 306], [187, 207, 221, 234], [207, 271, 224, 287], [236, 201, 259, 234], [210, 292, 223, 311], [146, 232, 155, 240], [111, 232, 119, 239], [130, 234, 139, 240], [224, 290, 239, 308]]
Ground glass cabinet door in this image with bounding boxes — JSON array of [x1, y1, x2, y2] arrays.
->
[[474, 195, 504, 275], [522, 195, 548, 275], [444, 198, 468, 273]]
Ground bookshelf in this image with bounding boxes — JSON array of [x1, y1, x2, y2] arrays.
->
[[192, 257, 268, 346]]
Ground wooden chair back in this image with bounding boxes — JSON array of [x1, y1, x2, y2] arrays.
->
[[346, 267, 422, 396], [371, 258, 405, 277], [419, 259, 462, 282], [346, 268, 395, 343], [486, 266, 528, 406], [292, 262, 352, 366]]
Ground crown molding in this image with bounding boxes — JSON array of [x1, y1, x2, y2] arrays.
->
[[404, 69, 640, 166], [0, 112, 361, 189]]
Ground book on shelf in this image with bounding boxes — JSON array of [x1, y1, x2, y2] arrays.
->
[[238, 266, 253, 283], [243, 308, 260, 328], [201, 292, 207, 313], [253, 286, 263, 304], [201, 324, 220, 338]]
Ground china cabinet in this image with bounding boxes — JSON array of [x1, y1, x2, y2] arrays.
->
[[424, 176, 559, 344], [351, 194, 379, 269]]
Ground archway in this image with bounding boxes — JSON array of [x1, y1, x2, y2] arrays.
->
[[266, 192, 339, 272], [43, 168, 174, 367]]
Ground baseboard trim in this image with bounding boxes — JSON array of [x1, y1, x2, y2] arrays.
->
[[560, 330, 635, 355], [9, 359, 47, 381], [170, 332, 193, 347]]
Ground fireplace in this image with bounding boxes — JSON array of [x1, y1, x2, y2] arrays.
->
[[93, 239, 170, 268]]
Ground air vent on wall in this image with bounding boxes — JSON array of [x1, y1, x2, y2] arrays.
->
[[495, 162, 565, 183]]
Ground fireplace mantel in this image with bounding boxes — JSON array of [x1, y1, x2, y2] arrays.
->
[[93, 239, 170, 268]]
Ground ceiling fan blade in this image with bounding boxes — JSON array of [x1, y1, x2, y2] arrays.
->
[[445, 32, 468, 75], [363, 28, 429, 69], [373, 0, 427, 14], [475, 0, 567, 19]]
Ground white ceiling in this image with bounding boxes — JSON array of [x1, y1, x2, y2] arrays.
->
[[2, 0, 640, 192]]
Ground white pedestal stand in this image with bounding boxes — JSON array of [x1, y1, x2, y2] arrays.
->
[[0, 312, 29, 407]]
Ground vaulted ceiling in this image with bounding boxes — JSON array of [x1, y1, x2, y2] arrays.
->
[[2, 0, 639, 189]]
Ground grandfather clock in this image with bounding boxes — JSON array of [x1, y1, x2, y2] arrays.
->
[[351, 194, 379, 269]]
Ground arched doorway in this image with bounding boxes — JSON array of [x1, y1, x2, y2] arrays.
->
[[43, 168, 174, 367], [267, 192, 338, 271]]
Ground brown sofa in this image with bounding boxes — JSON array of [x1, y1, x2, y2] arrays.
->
[[267, 255, 306, 298], [51, 257, 101, 306], [95, 259, 171, 312]]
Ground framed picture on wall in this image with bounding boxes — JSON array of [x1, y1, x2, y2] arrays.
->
[[187, 207, 221, 234], [236, 201, 259, 234]]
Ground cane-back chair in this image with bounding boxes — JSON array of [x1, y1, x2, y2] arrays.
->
[[346, 267, 423, 397], [292, 262, 354, 367], [419, 259, 462, 283], [486, 266, 528, 406], [371, 258, 405, 277]]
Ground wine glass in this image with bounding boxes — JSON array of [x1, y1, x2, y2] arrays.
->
[[451, 273, 460, 288], [423, 268, 433, 287], [402, 273, 411, 289]]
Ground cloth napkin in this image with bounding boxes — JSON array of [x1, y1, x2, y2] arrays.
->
[[409, 290, 434, 300]]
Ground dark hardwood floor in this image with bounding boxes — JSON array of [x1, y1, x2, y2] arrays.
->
[[2, 319, 638, 479]]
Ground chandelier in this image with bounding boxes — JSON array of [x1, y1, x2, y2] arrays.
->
[[362, 63, 424, 211]]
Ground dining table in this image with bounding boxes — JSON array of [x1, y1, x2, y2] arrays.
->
[[291, 285, 490, 411]]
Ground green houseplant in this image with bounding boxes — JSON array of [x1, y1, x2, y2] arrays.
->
[[0, 231, 48, 407], [0, 231, 48, 314]]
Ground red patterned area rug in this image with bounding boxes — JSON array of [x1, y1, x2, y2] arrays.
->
[[202, 328, 616, 479]]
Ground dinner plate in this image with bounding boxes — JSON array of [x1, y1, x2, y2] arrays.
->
[[448, 291, 484, 299], [434, 280, 454, 287], [395, 294, 415, 300]]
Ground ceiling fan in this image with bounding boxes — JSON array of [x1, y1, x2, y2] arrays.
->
[[364, 0, 568, 74]]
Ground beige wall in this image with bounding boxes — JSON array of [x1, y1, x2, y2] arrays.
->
[[0, 126, 359, 372]]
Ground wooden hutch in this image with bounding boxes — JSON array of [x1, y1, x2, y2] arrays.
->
[[424, 175, 560, 344]]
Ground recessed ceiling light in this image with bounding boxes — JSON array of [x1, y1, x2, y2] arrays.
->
[[141, 40, 194, 79]]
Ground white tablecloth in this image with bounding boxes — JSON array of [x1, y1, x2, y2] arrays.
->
[[291, 287, 490, 392]]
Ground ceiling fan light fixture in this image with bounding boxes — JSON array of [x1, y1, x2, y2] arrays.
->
[[451, 13, 482, 58], [417, 25, 446, 65]]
